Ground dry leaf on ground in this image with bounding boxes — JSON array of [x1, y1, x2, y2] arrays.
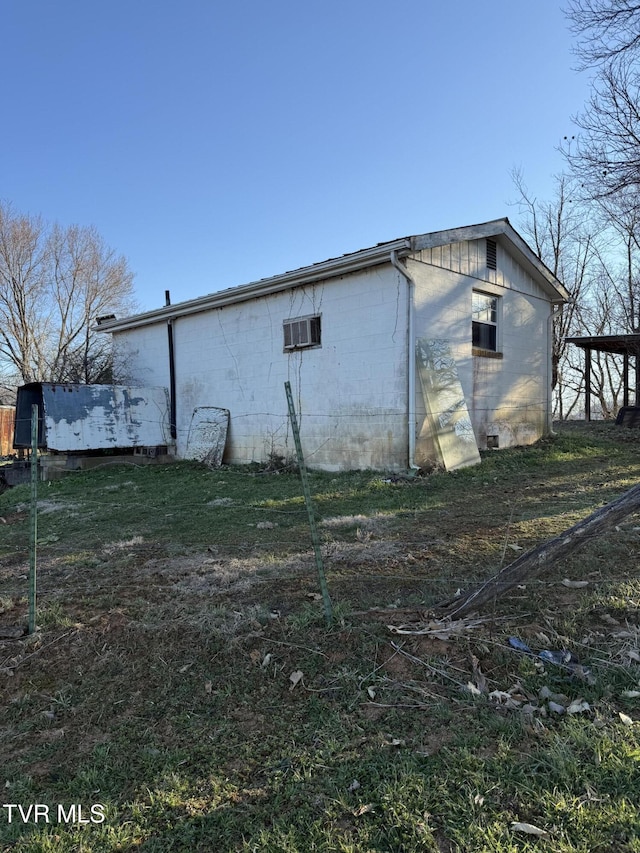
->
[[289, 670, 303, 690], [567, 699, 590, 715], [511, 821, 549, 838]]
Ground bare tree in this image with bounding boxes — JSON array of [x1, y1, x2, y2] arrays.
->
[[557, 2, 640, 416], [47, 223, 135, 383], [576, 281, 628, 415], [0, 201, 135, 386], [566, 0, 640, 67], [511, 169, 640, 418], [510, 170, 595, 412], [0, 204, 49, 383], [568, 60, 640, 202], [591, 195, 640, 331], [565, 3, 640, 205]]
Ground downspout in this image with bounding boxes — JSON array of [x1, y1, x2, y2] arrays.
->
[[165, 290, 177, 443], [390, 251, 419, 470]]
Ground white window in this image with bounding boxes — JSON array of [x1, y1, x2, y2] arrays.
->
[[472, 292, 499, 352], [283, 315, 321, 350]]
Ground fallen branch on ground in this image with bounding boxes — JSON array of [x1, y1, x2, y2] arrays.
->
[[437, 481, 640, 618]]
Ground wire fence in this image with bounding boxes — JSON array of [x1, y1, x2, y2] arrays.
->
[[1, 487, 638, 582], [8, 395, 553, 466], [3, 399, 639, 613]]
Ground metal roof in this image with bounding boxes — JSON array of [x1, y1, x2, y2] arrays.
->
[[97, 218, 569, 334], [565, 334, 640, 355]]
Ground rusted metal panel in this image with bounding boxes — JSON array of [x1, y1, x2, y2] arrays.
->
[[14, 383, 171, 451], [0, 406, 15, 456]]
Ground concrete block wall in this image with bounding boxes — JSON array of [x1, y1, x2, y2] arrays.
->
[[408, 240, 549, 450], [115, 266, 410, 470], [113, 236, 555, 469]]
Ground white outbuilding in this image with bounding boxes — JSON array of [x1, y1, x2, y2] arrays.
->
[[97, 218, 569, 471]]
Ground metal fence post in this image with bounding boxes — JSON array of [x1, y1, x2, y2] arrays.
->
[[284, 382, 332, 625], [28, 404, 38, 634]]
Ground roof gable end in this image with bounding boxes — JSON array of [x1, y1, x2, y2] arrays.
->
[[411, 218, 569, 301], [97, 218, 567, 333]]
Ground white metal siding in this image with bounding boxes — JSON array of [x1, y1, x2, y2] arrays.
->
[[413, 237, 542, 296]]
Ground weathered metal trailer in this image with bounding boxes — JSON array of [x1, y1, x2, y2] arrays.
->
[[13, 383, 172, 452]]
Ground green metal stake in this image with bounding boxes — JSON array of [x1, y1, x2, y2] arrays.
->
[[28, 404, 38, 634], [284, 381, 333, 625]]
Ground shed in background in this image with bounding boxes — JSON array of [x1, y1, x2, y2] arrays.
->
[[13, 383, 172, 452], [566, 334, 640, 420]]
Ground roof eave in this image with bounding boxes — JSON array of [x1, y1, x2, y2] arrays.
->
[[96, 238, 413, 333], [566, 334, 640, 355], [98, 218, 569, 335]]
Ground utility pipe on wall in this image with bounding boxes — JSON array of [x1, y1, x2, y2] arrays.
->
[[390, 251, 418, 469]]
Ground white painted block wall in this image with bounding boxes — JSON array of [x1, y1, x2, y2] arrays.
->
[[112, 238, 554, 468], [407, 238, 550, 451], [115, 266, 410, 470]]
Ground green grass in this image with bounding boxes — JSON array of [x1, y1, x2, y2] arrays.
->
[[1, 422, 640, 851]]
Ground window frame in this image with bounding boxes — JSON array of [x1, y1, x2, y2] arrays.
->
[[472, 291, 501, 356], [283, 314, 322, 351]]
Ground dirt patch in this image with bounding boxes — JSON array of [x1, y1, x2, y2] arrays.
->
[[0, 510, 27, 525]]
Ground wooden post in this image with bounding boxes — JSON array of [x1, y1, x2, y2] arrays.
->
[[585, 347, 592, 421], [439, 480, 640, 617], [623, 353, 629, 408]]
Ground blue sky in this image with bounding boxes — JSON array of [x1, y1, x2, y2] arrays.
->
[[2, 1, 590, 311]]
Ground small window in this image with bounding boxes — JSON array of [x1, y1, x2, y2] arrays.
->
[[283, 315, 321, 350], [472, 291, 498, 352], [486, 238, 497, 271]]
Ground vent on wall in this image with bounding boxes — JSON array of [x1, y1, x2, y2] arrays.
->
[[486, 238, 497, 270]]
